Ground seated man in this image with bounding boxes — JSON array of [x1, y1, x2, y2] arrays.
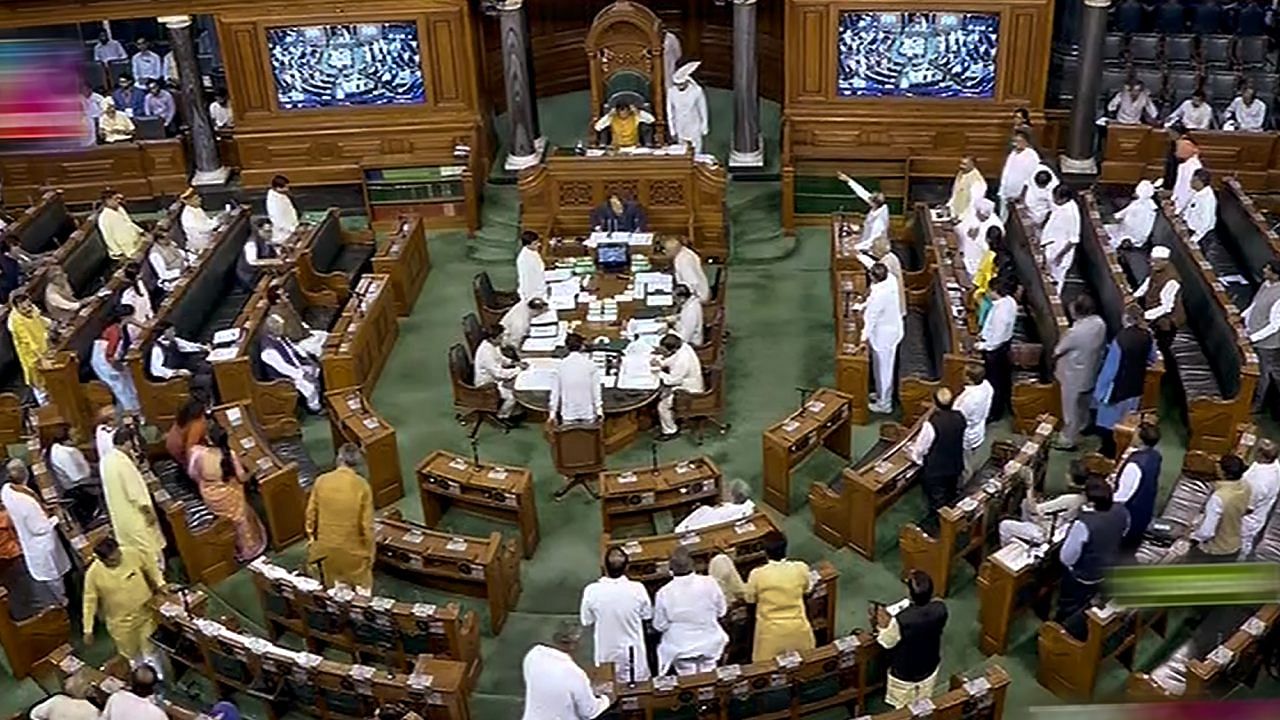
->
[[652, 333, 704, 441], [999, 464, 1090, 546], [1225, 86, 1268, 131], [147, 228, 189, 293], [179, 187, 222, 255], [149, 321, 213, 398], [668, 284, 703, 346], [142, 79, 176, 131], [473, 324, 526, 426], [1104, 180, 1157, 249], [42, 267, 86, 324], [98, 190, 147, 261], [500, 296, 556, 347], [593, 99, 655, 149], [590, 193, 647, 234], [235, 220, 284, 291], [1165, 90, 1214, 130], [97, 98, 135, 144], [1107, 81, 1159, 125], [258, 315, 322, 414], [675, 478, 754, 533], [46, 426, 103, 528], [266, 282, 327, 358]]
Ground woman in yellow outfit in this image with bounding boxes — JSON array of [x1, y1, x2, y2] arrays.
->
[[82, 537, 165, 662], [7, 293, 50, 403], [742, 535, 815, 662]]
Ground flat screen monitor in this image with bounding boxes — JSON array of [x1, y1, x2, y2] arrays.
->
[[597, 242, 629, 271], [266, 22, 426, 110], [836, 11, 999, 99]]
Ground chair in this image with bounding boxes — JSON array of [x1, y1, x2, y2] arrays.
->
[[105, 59, 130, 85], [694, 307, 725, 368], [472, 272, 518, 328], [1103, 33, 1128, 67], [585, 0, 667, 141], [549, 422, 604, 499], [674, 366, 729, 445], [448, 344, 506, 438], [1133, 68, 1165, 99], [1128, 34, 1161, 66], [1100, 67, 1129, 102], [1201, 35, 1234, 69], [82, 61, 108, 92], [1206, 72, 1241, 106], [1236, 36, 1271, 70], [1164, 35, 1196, 68], [461, 313, 485, 358], [1167, 70, 1200, 104]]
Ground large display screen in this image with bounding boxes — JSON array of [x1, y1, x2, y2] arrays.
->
[[266, 22, 426, 110], [836, 11, 999, 99]]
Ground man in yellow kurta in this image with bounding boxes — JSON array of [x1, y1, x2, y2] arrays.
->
[[742, 535, 815, 662], [100, 426, 166, 571], [306, 443, 374, 590], [82, 536, 164, 663], [7, 293, 51, 404], [97, 189, 147, 260]]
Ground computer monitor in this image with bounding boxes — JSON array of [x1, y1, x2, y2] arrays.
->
[[597, 242, 629, 272]]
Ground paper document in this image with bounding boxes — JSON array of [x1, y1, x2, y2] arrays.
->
[[646, 293, 674, 307], [548, 295, 576, 311], [630, 232, 654, 246], [627, 318, 666, 336], [528, 323, 560, 339], [521, 336, 561, 353], [616, 354, 659, 390], [207, 347, 237, 363], [212, 328, 242, 345], [515, 358, 560, 392], [545, 268, 573, 283]]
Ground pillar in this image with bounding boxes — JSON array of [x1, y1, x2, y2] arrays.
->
[[160, 15, 228, 186], [497, 0, 542, 171], [1061, 0, 1111, 175], [730, 0, 763, 168]]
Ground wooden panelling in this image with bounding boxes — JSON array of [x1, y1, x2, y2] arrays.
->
[[429, 13, 466, 107], [0, 140, 188, 205], [1101, 125, 1280, 193], [797, 8, 827, 99]]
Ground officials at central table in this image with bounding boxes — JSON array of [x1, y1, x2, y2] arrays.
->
[[590, 194, 647, 234], [653, 334, 703, 441]]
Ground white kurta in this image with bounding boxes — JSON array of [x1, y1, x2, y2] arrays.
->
[[266, 188, 299, 243], [1042, 201, 1082, 289], [653, 573, 729, 674], [667, 82, 708, 154], [1, 484, 70, 582], [261, 342, 321, 411], [1226, 97, 1267, 131], [501, 304, 557, 346], [580, 575, 653, 681], [1180, 186, 1218, 243], [675, 500, 755, 533], [676, 297, 704, 346], [1169, 99, 1214, 130], [841, 177, 889, 250], [658, 344, 704, 393], [1241, 460, 1280, 556], [1022, 165, 1059, 226], [860, 277, 904, 351], [550, 352, 602, 423], [180, 205, 218, 254], [95, 424, 115, 465], [673, 247, 710, 302], [516, 246, 547, 301], [1106, 199, 1157, 248], [520, 644, 611, 720], [1172, 155, 1202, 213], [956, 213, 1002, 278], [474, 341, 518, 386], [999, 147, 1041, 202]]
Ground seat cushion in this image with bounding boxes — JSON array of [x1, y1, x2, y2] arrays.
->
[[900, 310, 937, 380], [196, 290, 252, 344], [331, 243, 375, 281], [302, 306, 337, 332], [271, 435, 321, 490], [1169, 331, 1221, 401]]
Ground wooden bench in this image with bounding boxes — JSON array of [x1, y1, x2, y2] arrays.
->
[[0, 587, 69, 680], [209, 281, 301, 439], [151, 590, 470, 720], [0, 189, 78, 257], [1126, 604, 1280, 701], [1004, 199, 1070, 434], [26, 436, 111, 570], [762, 388, 852, 514], [371, 215, 431, 316], [247, 556, 482, 691], [326, 389, 403, 509], [210, 403, 309, 551], [374, 511, 522, 635], [320, 273, 398, 396], [0, 139, 188, 205], [830, 215, 873, 425], [1216, 177, 1280, 315], [417, 450, 538, 559], [1153, 201, 1259, 455], [292, 208, 376, 307], [899, 416, 1055, 597], [128, 208, 253, 426], [599, 456, 721, 535], [914, 204, 986, 400]]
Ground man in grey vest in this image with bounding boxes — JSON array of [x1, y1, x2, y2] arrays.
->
[[1246, 260, 1280, 414], [1053, 295, 1108, 450]]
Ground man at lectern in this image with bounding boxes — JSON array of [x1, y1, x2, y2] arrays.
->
[[594, 99, 655, 149], [590, 193, 647, 234]]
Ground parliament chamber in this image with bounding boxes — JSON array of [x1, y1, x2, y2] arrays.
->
[[2, 1, 1280, 720]]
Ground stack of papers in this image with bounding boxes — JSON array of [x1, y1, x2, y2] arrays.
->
[[992, 541, 1032, 572], [627, 318, 667, 337], [545, 268, 574, 283], [515, 358, 560, 390], [616, 353, 659, 390]]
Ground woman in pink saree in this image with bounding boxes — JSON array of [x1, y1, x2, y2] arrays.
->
[[187, 423, 266, 562]]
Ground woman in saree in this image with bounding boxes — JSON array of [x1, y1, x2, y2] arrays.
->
[[187, 422, 266, 562], [165, 399, 207, 469]]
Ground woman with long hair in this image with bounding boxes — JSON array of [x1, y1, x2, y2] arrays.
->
[[90, 303, 141, 413], [187, 422, 266, 562], [165, 398, 207, 468]]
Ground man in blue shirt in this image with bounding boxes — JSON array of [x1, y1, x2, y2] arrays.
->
[[111, 75, 147, 118]]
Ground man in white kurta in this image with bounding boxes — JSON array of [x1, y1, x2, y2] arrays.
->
[[654, 334, 704, 438], [2, 461, 71, 605], [266, 176, 299, 244], [1166, 92, 1214, 130], [516, 232, 547, 301], [946, 157, 987, 218], [1171, 150, 1203, 213], [550, 333, 602, 424], [520, 621, 612, 720], [837, 172, 890, 252], [179, 189, 220, 254], [1240, 439, 1280, 558], [1225, 88, 1267, 131], [653, 546, 728, 675], [956, 198, 1002, 278], [671, 284, 704, 346], [1179, 169, 1217, 244], [580, 548, 653, 682], [473, 327, 522, 420], [999, 131, 1040, 218], [953, 365, 995, 474], [1041, 186, 1082, 291], [1022, 165, 1059, 227], [675, 478, 755, 533], [1105, 180, 1157, 248], [259, 317, 321, 412], [667, 61, 708, 154], [859, 264, 904, 415], [666, 237, 710, 302], [501, 297, 555, 347]]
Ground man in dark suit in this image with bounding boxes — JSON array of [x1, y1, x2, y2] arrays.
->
[[590, 193, 648, 233]]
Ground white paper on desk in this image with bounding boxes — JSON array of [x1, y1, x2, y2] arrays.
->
[[586, 148, 606, 157], [1219, 274, 1251, 285], [549, 279, 581, 298], [631, 232, 654, 246], [600, 374, 619, 389], [545, 268, 573, 283], [694, 153, 718, 166], [992, 541, 1032, 572], [207, 347, 238, 363], [548, 295, 577, 311], [212, 328, 241, 346], [616, 354, 660, 390], [515, 358, 560, 391], [646, 293, 674, 307], [587, 231, 610, 247], [635, 272, 674, 290], [529, 323, 560, 339], [627, 318, 667, 337]]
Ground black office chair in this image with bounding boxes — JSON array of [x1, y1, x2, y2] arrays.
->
[[1236, 36, 1271, 70], [133, 116, 166, 140], [1201, 35, 1234, 69], [1128, 34, 1161, 66], [1164, 35, 1196, 68], [1103, 33, 1128, 67]]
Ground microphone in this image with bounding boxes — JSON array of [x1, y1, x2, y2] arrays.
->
[[628, 645, 636, 688], [650, 442, 659, 474], [470, 437, 480, 467], [795, 386, 815, 408]]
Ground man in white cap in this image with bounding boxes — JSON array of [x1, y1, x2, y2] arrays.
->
[[667, 61, 708, 154], [956, 197, 1002, 278], [1135, 245, 1183, 349], [835, 171, 889, 252], [1105, 180, 1158, 249]]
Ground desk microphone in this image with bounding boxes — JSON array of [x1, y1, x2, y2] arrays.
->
[[311, 557, 327, 588], [650, 442, 659, 474], [470, 436, 480, 467], [795, 386, 815, 408], [1045, 507, 1069, 545], [628, 645, 636, 688]]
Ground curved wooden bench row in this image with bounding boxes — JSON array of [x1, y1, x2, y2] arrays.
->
[[36, 645, 199, 719], [1219, 177, 1280, 278], [0, 588, 69, 680], [0, 189, 78, 257], [211, 403, 308, 552], [599, 455, 720, 535], [761, 388, 852, 515], [371, 215, 431, 316], [831, 216, 872, 424], [320, 273, 398, 397], [1126, 604, 1280, 701], [290, 208, 376, 309], [416, 450, 539, 560]]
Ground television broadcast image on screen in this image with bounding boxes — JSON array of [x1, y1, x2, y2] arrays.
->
[[267, 21, 427, 110], [836, 11, 999, 99]]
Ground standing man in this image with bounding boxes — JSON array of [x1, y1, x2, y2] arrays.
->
[[130, 39, 163, 85], [1135, 246, 1184, 350], [82, 537, 165, 667], [1171, 139, 1203, 213], [1190, 455, 1253, 563], [1041, 185, 1082, 292], [501, 297, 555, 347], [667, 61, 708, 154], [977, 279, 1018, 421], [94, 31, 127, 62], [999, 130, 1040, 218], [653, 545, 728, 675], [907, 389, 968, 529], [1053, 296, 1108, 451], [579, 547, 652, 682], [669, 284, 704, 346], [266, 175, 299, 243], [305, 444, 375, 590], [652, 333, 704, 441], [1245, 260, 1280, 413], [1114, 422, 1163, 549], [946, 156, 987, 219], [1, 460, 70, 607], [662, 29, 682, 93], [1022, 166, 1060, 227], [872, 570, 949, 709], [550, 333, 602, 424], [1093, 305, 1156, 457], [516, 230, 546, 302], [858, 263, 904, 415], [1179, 168, 1217, 245], [8, 293, 51, 405], [953, 364, 994, 475], [743, 535, 815, 662], [836, 172, 890, 252], [97, 190, 147, 260], [665, 237, 710, 303], [956, 198, 1002, 278], [1057, 477, 1129, 626], [1240, 439, 1280, 559], [100, 427, 166, 572], [520, 620, 612, 720], [179, 188, 221, 255]]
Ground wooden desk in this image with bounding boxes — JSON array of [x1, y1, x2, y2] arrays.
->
[[761, 388, 853, 514], [599, 456, 721, 535], [321, 274, 399, 396], [1101, 124, 1280, 192], [912, 204, 984, 406], [213, 403, 308, 550], [0, 139, 188, 205], [371, 215, 431, 316], [1038, 600, 1167, 701], [326, 389, 403, 509], [899, 417, 1055, 597], [831, 224, 872, 424], [374, 513, 522, 635], [0, 587, 69, 680], [1126, 604, 1280, 701], [247, 557, 482, 691], [417, 450, 538, 559], [209, 279, 301, 440], [518, 150, 729, 262], [291, 208, 376, 307], [1005, 199, 1069, 434]]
